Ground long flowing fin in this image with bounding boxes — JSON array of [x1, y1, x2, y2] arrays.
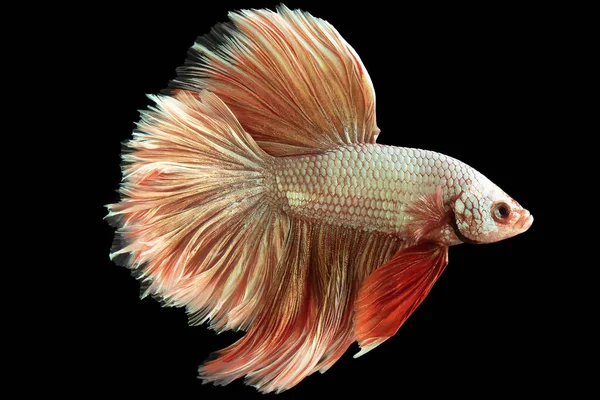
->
[[168, 5, 380, 156], [106, 88, 402, 393], [200, 222, 400, 393], [354, 243, 449, 357], [106, 90, 284, 332]]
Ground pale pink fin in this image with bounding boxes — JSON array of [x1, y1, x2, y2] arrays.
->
[[200, 222, 400, 393], [354, 243, 449, 357], [169, 5, 380, 155], [106, 88, 400, 392], [106, 90, 284, 332], [405, 186, 450, 242]]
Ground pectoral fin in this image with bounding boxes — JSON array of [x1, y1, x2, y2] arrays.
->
[[354, 243, 449, 357]]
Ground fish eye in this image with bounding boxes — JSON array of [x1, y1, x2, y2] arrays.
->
[[493, 202, 511, 221]]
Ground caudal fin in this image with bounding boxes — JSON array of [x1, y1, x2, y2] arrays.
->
[[106, 90, 286, 332]]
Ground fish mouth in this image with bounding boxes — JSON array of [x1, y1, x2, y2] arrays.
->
[[517, 209, 534, 232]]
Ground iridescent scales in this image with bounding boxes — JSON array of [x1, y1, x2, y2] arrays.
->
[[271, 144, 486, 238]]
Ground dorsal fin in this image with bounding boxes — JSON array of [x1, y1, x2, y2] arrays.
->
[[168, 5, 380, 156]]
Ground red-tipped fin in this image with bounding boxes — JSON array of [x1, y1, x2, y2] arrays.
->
[[354, 243, 448, 357]]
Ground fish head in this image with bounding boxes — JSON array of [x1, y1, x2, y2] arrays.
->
[[449, 176, 533, 244]]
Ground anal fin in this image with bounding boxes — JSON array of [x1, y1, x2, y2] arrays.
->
[[354, 243, 449, 357], [199, 221, 400, 393]]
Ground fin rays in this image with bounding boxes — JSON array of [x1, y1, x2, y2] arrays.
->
[[354, 243, 449, 357], [200, 221, 400, 393], [169, 5, 380, 156], [106, 90, 279, 332]]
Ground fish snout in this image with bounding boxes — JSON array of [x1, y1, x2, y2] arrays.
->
[[517, 209, 533, 232]]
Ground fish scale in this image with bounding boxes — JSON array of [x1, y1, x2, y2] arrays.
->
[[270, 143, 480, 237]]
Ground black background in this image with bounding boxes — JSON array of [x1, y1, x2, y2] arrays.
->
[[86, 1, 563, 397]]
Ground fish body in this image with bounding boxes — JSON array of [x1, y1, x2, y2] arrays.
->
[[271, 143, 530, 243], [107, 5, 532, 393]]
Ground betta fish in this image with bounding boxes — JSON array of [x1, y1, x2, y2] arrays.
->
[[106, 5, 533, 393]]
